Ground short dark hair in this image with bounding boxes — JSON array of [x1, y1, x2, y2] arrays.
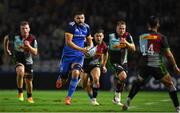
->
[[73, 10, 85, 16], [20, 21, 29, 26], [147, 16, 159, 28], [117, 20, 126, 26], [95, 29, 104, 34]]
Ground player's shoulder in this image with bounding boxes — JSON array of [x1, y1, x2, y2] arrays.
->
[[156, 32, 165, 37], [109, 33, 116, 37], [30, 34, 36, 38], [27, 34, 37, 43], [139, 31, 165, 40], [29, 34, 36, 40], [102, 41, 108, 47], [8, 32, 20, 40], [83, 23, 90, 28], [68, 21, 76, 26], [123, 32, 132, 39]]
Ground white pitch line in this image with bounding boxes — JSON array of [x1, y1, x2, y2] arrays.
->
[[159, 99, 171, 102], [144, 99, 171, 106], [128, 106, 137, 109], [144, 102, 158, 105]]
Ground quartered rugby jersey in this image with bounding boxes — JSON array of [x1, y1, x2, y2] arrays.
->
[[9, 34, 38, 65], [108, 32, 134, 64], [89, 41, 108, 65], [139, 31, 169, 67]]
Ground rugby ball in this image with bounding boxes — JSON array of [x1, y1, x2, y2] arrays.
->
[[85, 46, 97, 58]]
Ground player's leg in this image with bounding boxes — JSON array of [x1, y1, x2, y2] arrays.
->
[[85, 78, 93, 99], [80, 60, 93, 99], [160, 74, 180, 112], [90, 66, 101, 105], [24, 65, 34, 103], [152, 65, 180, 112], [78, 71, 88, 88], [122, 75, 145, 110], [56, 56, 70, 88], [122, 66, 148, 110], [16, 63, 25, 101], [78, 71, 93, 99], [66, 62, 83, 105], [112, 64, 127, 106]]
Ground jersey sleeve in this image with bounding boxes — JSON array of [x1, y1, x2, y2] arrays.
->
[[33, 39, 38, 48], [103, 42, 108, 53], [31, 35, 38, 49], [127, 33, 134, 44], [65, 22, 74, 35], [161, 35, 169, 50], [86, 24, 91, 37]]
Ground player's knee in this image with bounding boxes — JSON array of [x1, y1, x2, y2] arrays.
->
[[25, 78, 31, 82], [118, 71, 127, 81], [93, 77, 99, 84], [114, 63, 124, 73], [16, 66, 25, 76], [72, 64, 82, 76], [72, 64, 82, 71], [168, 84, 177, 92], [164, 82, 176, 92], [72, 70, 81, 78], [25, 73, 33, 80]]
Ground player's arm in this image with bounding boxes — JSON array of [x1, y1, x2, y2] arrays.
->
[[102, 51, 108, 73], [122, 34, 136, 51], [23, 40, 38, 56], [65, 32, 87, 53], [86, 35, 93, 49], [3, 35, 12, 56], [164, 49, 180, 74], [124, 39, 136, 52], [102, 51, 108, 67]]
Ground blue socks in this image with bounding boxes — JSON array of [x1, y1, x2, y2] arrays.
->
[[68, 78, 78, 97]]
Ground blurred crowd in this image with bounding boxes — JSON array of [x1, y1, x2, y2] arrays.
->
[[0, 0, 180, 72]]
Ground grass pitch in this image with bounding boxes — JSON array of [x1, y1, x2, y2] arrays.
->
[[0, 90, 179, 112]]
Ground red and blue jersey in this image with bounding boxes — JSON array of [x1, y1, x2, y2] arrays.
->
[[139, 30, 169, 67], [62, 21, 90, 57]]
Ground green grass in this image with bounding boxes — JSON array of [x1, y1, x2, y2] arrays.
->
[[0, 90, 179, 112]]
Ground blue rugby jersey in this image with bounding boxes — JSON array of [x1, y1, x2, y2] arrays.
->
[[62, 21, 90, 56]]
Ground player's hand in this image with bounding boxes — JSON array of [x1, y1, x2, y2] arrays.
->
[[24, 40, 30, 47], [24, 40, 31, 50], [96, 82, 100, 88], [174, 65, 180, 75], [56, 79, 62, 88], [18, 45, 29, 51], [113, 43, 126, 48], [85, 46, 91, 50], [115, 38, 127, 48], [81, 48, 88, 54], [5, 49, 12, 56], [102, 66, 107, 73], [113, 38, 127, 49]]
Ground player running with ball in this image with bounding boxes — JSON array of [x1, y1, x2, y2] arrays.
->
[[56, 11, 93, 105]]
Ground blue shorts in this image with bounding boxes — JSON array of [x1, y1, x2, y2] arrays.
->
[[59, 55, 84, 78]]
